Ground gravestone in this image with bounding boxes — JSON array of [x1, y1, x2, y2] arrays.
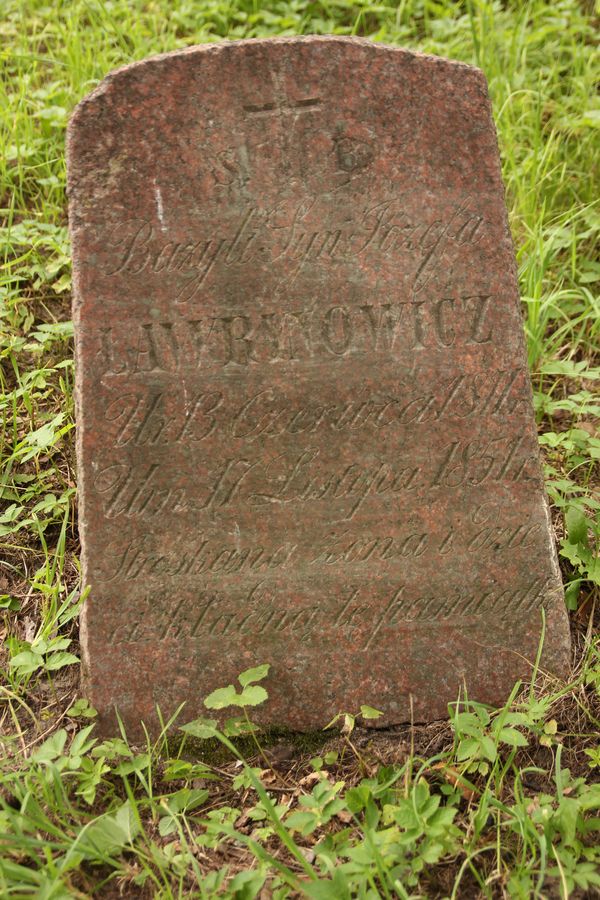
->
[[67, 37, 570, 738]]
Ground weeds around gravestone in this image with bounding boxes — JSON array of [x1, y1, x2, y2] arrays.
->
[[1, 4, 599, 896]]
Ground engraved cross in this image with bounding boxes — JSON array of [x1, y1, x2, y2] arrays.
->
[[244, 75, 321, 128], [244, 95, 322, 124], [243, 73, 322, 167]]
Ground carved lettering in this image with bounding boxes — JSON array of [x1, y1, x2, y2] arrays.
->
[[97, 295, 499, 376], [104, 196, 486, 300], [99, 369, 525, 447], [106, 576, 556, 647], [93, 433, 539, 523]]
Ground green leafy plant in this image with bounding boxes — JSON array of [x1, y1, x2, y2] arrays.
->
[[204, 663, 271, 711]]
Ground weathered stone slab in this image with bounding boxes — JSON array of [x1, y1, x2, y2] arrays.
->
[[67, 37, 570, 738]]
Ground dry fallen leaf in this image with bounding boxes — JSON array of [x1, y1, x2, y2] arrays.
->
[[23, 617, 36, 643], [299, 847, 315, 864], [431, 763, 478, 801], [335, 809, 353, 824], [298, 771, 324, 788]]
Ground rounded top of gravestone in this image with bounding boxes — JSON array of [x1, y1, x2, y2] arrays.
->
[[69, 36, 487, 120]]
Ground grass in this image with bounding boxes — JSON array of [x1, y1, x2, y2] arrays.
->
[[0, 0, 599, 896]]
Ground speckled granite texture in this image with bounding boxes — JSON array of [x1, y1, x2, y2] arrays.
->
[[67, 37, 570, 738]]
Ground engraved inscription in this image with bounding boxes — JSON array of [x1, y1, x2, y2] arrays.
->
[[92, 437, 540, 523], [101, 369, 529, 448], [105, 196, 484, 300], [100, 537, 297, 582], [105, 576, 560, 649], [96, 295, 496, 375], [431, 437, 537, 488], [309, 522, 542, 567], [96, 519, 544, 585], [92, 453, 422, 521]]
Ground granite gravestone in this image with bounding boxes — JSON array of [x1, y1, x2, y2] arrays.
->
[[67, 37, 570, 737]]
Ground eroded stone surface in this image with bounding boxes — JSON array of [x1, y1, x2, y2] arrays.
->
[[67, 37, 570, 738]]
